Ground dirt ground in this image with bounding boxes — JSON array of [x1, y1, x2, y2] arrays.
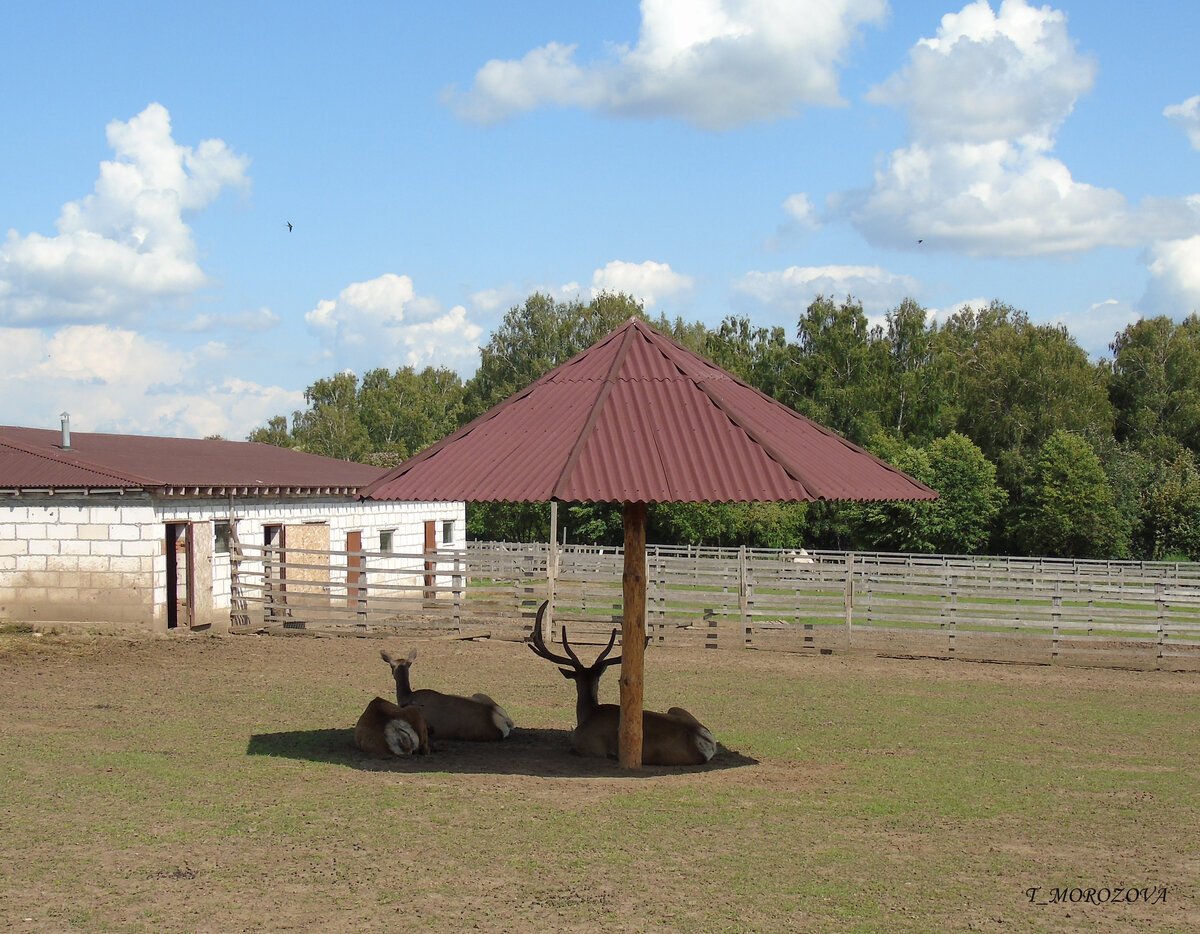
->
[[1, 624, 1196, 933]]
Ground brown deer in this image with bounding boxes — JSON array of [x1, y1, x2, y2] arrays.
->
[[527, 601, 716, 766], [354, 696, 431, 757], [380, 649, 514, 742]]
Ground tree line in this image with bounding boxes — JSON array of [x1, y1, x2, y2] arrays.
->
[[248, 292, 1200, 561]]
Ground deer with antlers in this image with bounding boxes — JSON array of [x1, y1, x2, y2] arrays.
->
[[527, 601, 716, 766], [380, 649, 514, 742]]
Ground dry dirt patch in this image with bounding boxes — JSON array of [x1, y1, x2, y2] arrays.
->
[[1, 627, 1196, 933]]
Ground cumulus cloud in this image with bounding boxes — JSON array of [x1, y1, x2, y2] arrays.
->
[[1165, 95, 1200, 151], [1050, 299, 1142, 359], [733, 264, 919, 316], [1142, 235, 1200, 315], [447, 0, 888, 130], [842, 0, 1200, 256], [0, 103, 249, 325], [306, 272, 485, 372], [0, 323, 298, 439], [783, 193, 821, 230], [591, 260, 693, 308]]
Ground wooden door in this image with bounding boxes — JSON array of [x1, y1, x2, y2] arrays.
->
[[346, 530, 363, 608], [423, 520, 437, 601]]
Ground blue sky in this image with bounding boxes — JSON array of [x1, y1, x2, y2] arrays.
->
[[2, 1, 1197, 440]]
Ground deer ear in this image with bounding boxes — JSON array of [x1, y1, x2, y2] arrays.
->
[[559, 667, 574, 680], [380, 650, 394, 666], [407, 648, 418, 664]]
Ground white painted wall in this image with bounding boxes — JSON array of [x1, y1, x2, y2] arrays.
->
[[0, 494, 465, 632]]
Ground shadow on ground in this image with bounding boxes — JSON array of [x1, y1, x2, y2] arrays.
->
[[247, 725, 758, 778]]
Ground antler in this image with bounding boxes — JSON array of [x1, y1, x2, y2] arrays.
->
[[527, 601, 574, 666], [526, 600, 622, 671]]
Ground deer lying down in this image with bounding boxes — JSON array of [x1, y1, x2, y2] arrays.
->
[[380, 649, 513, 742], [354, 696, 430, 756], [527, 601, 716, 766]]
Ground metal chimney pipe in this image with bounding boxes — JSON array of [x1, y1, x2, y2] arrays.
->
[[60, 411, 71, 450]]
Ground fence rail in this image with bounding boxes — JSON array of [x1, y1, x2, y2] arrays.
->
[[229, 540, 1200, 669]]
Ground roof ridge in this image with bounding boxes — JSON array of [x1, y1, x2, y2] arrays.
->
[[359, 321, 640, 500], [550, 320, 638, 499]]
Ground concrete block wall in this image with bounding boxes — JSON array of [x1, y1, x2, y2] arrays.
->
[[1, 494, 465, 631], [0, 496, 162, 628]]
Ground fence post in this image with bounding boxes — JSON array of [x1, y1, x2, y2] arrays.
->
[[1155, 582, 1167, 669], [452, 553, 463, 635], [1051, 590, 1062, 662], [948, 574, 958, 657], [844, 553, 855, 652], [357, 555, 369, 623]]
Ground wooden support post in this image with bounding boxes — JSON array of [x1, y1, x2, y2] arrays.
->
[[619, 501, 647, 770]]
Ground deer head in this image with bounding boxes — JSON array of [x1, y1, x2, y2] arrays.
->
[[527, 601, 627, 724]]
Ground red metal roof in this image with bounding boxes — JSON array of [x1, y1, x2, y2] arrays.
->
[[362, 317, 939, 504], [0, 426, 387, 494]]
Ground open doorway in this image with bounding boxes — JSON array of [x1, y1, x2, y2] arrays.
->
[[166, 522, 193, 629]]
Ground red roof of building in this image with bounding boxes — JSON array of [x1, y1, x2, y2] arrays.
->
[[0, 426, 387, 495], [362, 317, 938, 504]]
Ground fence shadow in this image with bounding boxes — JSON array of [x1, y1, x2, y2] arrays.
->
[[246, 725, 757, 778]]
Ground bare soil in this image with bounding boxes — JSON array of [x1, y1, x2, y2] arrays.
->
[[1, 624, 1196, 933]]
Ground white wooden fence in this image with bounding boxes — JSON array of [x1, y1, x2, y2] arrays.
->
[[230, 540, 1200, 669]]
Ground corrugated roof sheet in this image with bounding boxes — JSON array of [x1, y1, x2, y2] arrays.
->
[[362, 317, 939, 504], [0, 426, 387, 494]]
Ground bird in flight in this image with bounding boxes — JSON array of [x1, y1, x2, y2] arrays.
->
[[917, 239, 923, 244], [286, 221, 294, 232]]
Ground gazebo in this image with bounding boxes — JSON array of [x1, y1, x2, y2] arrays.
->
[[361, 317, 937, 767]]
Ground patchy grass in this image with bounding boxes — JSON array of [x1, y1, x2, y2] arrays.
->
[[0, 629, 1196, 933]]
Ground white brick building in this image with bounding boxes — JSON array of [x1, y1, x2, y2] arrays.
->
[[0, 424, 465, 633]]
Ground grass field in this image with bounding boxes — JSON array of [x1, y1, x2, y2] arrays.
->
[[1, 628, 1196, 933]]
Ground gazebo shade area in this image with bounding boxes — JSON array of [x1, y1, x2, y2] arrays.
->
[[362, 318, 936, 768]]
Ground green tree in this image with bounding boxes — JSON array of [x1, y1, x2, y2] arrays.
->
[[650, 502, 808, 548], [247, 415, 293, 447], [291, 371, 371, 460], [937, 302, 1113, 467], [703, 316, 798, 407], [1016, 430, 1129, 558], [923, 432, 1006, 553], [878, 298, 948, 443], [1108, 314, 1200, 455], [357, 365, 464, 459], [792, 295, 883, 445], [1141, 451, 1200, 560]]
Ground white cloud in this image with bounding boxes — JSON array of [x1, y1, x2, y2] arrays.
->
[[844, 1, 1200, 256], [0, 103, 249, 326], [733, 264, 919, 316], [1142, 235, 1200, 315], [1165, 95, 1200, 151], [448, 0, 888, 130], [783, 193, 821, 229], [1050, 299, 1142, 359], [180, 306, 281, 334], [591, 259, 693, 308], [0, 323, 300, 439], [306, 273, 485, 373], [867, 0, 1095, 145]]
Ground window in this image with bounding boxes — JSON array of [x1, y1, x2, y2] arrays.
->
[[214, 521, 233, 554], [380, 529, 394, 553], [442, 520, 454, 545]]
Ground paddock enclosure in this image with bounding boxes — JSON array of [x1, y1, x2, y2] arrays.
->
[[229, 541, 1200, 670], [1, 628, 1195, 934]]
